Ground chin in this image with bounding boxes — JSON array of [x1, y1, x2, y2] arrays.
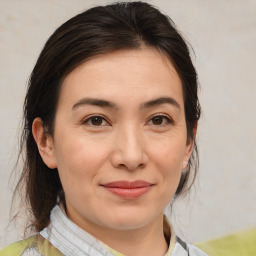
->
[[108, 219, 149, 231], [102, 209, 159, 231]]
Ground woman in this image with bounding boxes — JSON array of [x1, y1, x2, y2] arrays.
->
[[1, 2, 207, 255]]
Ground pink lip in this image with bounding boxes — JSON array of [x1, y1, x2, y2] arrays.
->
[[101, 180, 153, 199]]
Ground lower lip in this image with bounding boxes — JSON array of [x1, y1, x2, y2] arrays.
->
[[103, 186, 151, 199]]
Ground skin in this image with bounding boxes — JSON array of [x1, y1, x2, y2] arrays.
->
[[33, 47, 195, 256]]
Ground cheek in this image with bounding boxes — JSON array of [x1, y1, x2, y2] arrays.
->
[[150, 136, 186, 192], [153, 135, 186, 169], [53, 134, 109, 188]]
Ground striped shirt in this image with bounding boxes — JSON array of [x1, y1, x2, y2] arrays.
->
[[0, 205, 208, 256]]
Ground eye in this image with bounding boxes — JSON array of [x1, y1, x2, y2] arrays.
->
[[148, 115, 173, 126], [82, 115, 109, 126]]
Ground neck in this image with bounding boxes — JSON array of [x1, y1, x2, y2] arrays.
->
[[99, 215, 169, 256], [69, 210, 168, 256]]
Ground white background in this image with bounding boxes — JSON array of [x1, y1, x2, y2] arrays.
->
[[1, 0, 256, 248]]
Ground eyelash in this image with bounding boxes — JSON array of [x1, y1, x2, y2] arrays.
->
[[147, 114, 173, 126], [82, 115, 109, 127], [82, 114, 173, 127]]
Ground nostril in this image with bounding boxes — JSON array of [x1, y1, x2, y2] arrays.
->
[[110, 145, 148, 171], [138, 163, 144, 168], [117, 162, 144, 171]]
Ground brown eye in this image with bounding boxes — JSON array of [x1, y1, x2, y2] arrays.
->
[[149, 115, 172, 126], [91, 116, 103, 126], [83, 116, 108, 126], [152, 116, 164, 125]]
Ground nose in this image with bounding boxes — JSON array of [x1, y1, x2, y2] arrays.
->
[[110, 125, 148, 171]]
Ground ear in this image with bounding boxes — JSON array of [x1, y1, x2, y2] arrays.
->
[[182, 122, 198, 170], [32, 117, 57, 169]]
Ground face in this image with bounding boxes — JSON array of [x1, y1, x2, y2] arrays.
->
[[35, 48, 194, 236]]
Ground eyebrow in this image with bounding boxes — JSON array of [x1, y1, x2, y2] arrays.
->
[[141, 97, 180, 110], [72, 96, 180, 111], [72, 98, 118, 110]]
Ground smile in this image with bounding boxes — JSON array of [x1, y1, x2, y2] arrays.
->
[[101, 180, 153, 199]]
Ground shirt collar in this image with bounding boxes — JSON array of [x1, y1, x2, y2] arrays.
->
[[40, 204, 176, 256]]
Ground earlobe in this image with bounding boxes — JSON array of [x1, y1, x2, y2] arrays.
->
[[182, 141, 193, 170], [183, 122, 198, 170], [182, 160, 188, 170], [32, 117, 57, 169]]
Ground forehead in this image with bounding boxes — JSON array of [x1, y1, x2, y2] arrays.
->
[[59, 48, 184, 109]]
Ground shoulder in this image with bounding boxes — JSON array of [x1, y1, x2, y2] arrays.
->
[[0, 235, 39, 256], [187, 244, 209, 256], [195, 228, 256, 256], [0, 234, 63, 256], [171, 237, 208, 256]]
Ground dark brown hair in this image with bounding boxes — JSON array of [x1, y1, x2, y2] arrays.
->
[[14, 1, 201, 232]]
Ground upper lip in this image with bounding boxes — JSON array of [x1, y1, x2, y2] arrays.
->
[[101, 180, 152, 188]]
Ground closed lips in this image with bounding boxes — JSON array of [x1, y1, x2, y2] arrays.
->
[[101, 180, 152, 188], [101, 180, 154, 199]]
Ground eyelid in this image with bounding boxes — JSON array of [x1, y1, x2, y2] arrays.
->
[[147, 114, 174, 125], [81, 114, 110, 126]]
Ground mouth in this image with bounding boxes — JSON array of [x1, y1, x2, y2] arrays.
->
[[101, 180, 154, 199]]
